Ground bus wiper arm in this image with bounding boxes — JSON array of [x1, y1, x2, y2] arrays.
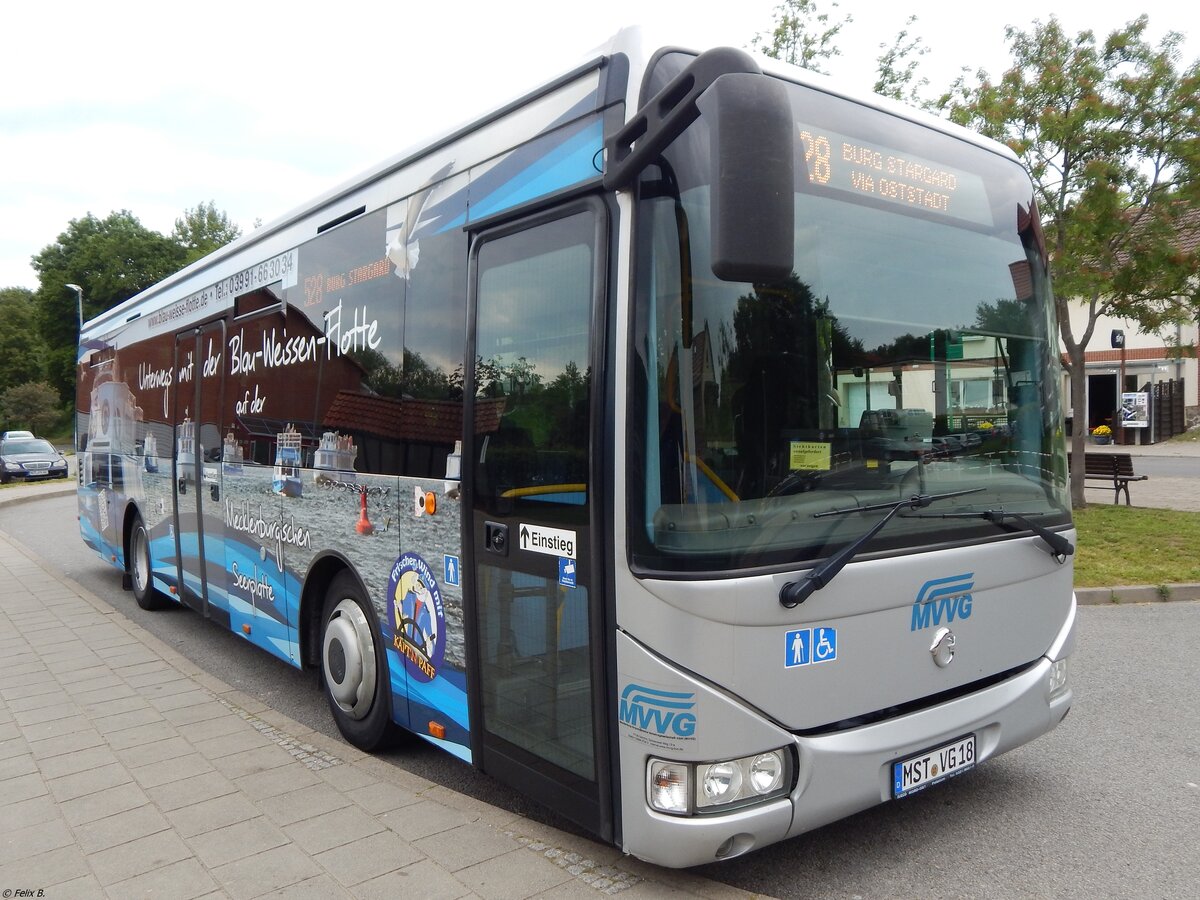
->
[[907, 509, 1074, 559], [779, 488, 984, 608]]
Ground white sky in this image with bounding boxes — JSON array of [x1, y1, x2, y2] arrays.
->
[[3, 0, 1197, 291]]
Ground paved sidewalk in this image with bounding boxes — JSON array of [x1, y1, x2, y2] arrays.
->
[[1078, 436, 1200, 511], [0, 525, 750, 899]]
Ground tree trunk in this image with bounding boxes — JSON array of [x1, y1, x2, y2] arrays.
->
[[1067, 345, 1088, 508]]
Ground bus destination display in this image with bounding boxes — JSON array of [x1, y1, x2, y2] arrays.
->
[[799, 126, 991, 226]]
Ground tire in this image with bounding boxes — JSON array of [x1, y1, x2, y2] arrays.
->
[[129, 515, 167, 610], [320, 571, 399, 751]]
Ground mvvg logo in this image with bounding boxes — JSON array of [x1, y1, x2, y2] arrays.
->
[[619, 684, 697, 738], [911, 573, 975, 631]]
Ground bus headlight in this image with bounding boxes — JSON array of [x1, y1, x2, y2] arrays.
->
[[700, 761, 742, 802], [648, 749, 791, 815], [748, 752, 785, 794]]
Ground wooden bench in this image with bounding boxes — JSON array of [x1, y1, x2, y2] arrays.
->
[[1067, 452, 1148, 505]]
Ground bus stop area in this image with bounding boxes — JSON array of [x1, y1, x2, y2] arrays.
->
[[0, 483, 746, 899], [1, 440, 1196, 895]]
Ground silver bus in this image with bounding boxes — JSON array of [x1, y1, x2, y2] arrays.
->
[[76, 28, 1075, 866]]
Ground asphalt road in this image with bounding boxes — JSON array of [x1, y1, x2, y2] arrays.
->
[[4, 493, 1198, 899]]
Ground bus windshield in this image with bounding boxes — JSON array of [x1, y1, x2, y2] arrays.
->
[[630, 65, 1069, 573]]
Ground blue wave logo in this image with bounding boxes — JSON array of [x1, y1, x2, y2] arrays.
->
[[911, 573, 975, 631], [619, 683, 697, 738]]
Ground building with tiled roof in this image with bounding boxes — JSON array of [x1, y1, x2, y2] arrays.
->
[[322, 391, 505, 477]]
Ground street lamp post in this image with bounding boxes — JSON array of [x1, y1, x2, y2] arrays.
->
[[65, 283, 84, 330]]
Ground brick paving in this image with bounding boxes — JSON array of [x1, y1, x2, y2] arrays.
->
[[0, 517, 750, 899]]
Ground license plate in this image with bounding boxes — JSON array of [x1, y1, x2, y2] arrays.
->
[[893, 733, 976, 798]]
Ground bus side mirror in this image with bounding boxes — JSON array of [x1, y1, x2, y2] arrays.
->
[[699, 73, 794, 283], [603, 47, 794, 283]]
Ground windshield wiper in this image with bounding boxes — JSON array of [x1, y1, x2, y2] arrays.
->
[[906, 509, 1074, 559], [779, 488, 984, 608]]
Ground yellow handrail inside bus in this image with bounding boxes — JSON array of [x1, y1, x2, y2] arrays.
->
[[688, 455, 739, 502], [500, 483, 587, 499]]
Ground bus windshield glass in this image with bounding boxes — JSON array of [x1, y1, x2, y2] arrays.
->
[[630, 63, 1069, 573]]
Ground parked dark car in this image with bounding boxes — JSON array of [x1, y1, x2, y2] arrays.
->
[[0, 437, 69, 483]]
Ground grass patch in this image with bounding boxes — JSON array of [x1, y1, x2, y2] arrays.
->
[[1166, 427, 1200, 444], [1072, 505, 1200, 587]]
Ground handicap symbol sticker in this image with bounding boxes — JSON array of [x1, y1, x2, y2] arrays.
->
[[558, 557, 577, 588], [813, 626, 837, 663], [785, 629, 811, 668], [443, 555, 460, 587]]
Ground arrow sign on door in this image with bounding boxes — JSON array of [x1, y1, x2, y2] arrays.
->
[[518, 523, 577, 559]]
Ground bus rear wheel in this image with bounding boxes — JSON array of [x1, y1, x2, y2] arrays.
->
[[130, 515, 166, 610], [320, 571, 398, 751]]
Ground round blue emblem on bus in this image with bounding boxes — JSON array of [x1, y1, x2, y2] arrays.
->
[[385, 552, 445, 683]]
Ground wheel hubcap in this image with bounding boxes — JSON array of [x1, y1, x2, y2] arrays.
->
[[132, 528, 149, 593], [322, 599, 376, 719]]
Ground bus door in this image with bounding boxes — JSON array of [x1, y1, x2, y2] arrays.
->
[[172, 320, 227, 619], [466, 200, 612, 839]]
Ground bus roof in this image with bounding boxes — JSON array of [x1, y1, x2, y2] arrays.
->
[[82, 26, 1018, 340]]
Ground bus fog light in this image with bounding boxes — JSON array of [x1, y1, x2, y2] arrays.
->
[[649, 760, 690, 814], [749, 751, 784, 795], [1048, 658, 1068, 697], [700, 761, 742, 802]]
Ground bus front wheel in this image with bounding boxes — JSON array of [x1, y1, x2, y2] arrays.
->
[[320, 572, 398, 751]]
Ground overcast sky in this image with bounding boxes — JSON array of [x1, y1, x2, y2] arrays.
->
[[3, 0, 1196, 291]]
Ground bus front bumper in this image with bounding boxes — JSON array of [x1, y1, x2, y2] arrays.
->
[[623, 617, 1073, 868]]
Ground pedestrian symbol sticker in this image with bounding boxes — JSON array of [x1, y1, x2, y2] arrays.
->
[[785, 629, 811, 668], [785, 626, 838, 668], [443, 555, 460, 587], [559, 557, 577, 588]]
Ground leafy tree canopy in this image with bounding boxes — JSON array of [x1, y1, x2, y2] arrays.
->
[[874, 15, 931, 107], [27, 204, 239, 404], [31, 211, 185, 403], [752, 0, 852, 74], [173, 200, 243, 266], [0, 381, 60, 435], [942, 15, 1200, 504], [0, 288, 46, 395], [31, 211, 186, 337]]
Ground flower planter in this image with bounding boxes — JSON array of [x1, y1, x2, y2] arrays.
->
[[1092, 435, 1111, 445]]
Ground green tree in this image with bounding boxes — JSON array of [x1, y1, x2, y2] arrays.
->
[[943, 16, 1200, 506], [0, 288, 47, 394], [874, 15, 931, 106], [30, 211, 187, 403], [0, 381, 60, 434], [752, 0, 852, 74], [173, 200, 242, 265]]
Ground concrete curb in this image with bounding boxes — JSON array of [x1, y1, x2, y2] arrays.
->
[[0, 481, 78, 508], [1075, 583, 1200, 605]]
